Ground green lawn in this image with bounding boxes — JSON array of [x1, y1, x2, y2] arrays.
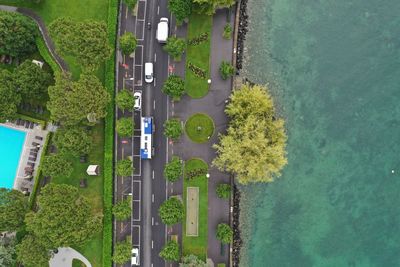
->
[[185, 13, 213, 98], [185, 113, 215, 143], [183, 158, 208, 260]]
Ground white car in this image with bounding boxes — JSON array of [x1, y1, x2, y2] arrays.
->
[[156, 17, 169, 43], [134, 91, 141, 111], [144, 62, 154, 83], [131, 248, 139, 266]]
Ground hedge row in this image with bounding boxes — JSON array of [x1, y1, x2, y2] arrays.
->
[[28, 132, 52, 209], [16, 113, 46, 129], [35, 37, 61, 73], [103, 0, 119, 266]]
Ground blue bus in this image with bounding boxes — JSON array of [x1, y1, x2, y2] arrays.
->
[[140, 117, 153, 159]]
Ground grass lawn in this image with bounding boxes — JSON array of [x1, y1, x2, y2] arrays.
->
[[185, 113, 215, 143], [185, 13, 213, 98], [183, 158, 208, 260]]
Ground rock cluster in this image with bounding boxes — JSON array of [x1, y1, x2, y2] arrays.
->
[[236, 0, 248, 70], [232, 184, 242, 267]]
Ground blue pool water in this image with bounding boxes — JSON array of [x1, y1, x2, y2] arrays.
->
[[0, 126, 26, 189]]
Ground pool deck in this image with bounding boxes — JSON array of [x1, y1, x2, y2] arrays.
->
[[0, 122, 48, 193]]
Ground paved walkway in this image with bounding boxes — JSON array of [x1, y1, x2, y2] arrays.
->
[[170, 7, 235, 266], [49, 247, 92, 267], [0, 5, 69, 72]]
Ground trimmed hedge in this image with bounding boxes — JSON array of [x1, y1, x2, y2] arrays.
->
[[17, 113, 46, 129], [103, 0, 119, 266], [35, 37, 61, 73], [28, 132, 52, 209]]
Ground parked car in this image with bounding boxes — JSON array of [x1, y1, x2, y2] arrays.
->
[[131, 248, 139, 266], [144, 62, 154, 83], [134, 91, 142, 111], [156, 17, 169, 43]]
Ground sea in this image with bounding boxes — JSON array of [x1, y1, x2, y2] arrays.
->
[[239, 0, 400, 266]]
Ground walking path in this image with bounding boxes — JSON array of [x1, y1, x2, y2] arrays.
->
[[49, 247, 92, 267], [0, 5, 69, 72], [171, 8, 235, 266]]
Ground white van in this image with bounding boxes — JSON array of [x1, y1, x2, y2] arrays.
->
[[156, 17, 169, 43], [144, 62, 153, 83]]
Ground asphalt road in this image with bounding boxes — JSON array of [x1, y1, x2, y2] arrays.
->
[[114, 0, 172, 266]]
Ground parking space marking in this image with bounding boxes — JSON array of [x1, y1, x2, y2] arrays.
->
[[132, 225, 141, 247], [132, 180, 141, 221]]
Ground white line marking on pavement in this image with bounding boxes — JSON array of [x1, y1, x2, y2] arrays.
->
[[152, 217, 154, 225], [157, 5, 159, 15], [153, 100, 156, 110], [154, 53, 157, 62], [152, 194, 154, 203], [152, 170, 155, 179], [154, 77, 156, 87], [151, 240, 154, 249]]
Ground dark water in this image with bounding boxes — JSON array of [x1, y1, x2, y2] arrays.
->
[[240, 0, 400, 266]]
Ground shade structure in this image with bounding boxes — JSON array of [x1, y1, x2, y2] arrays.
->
[[86, 165, 99, 176]]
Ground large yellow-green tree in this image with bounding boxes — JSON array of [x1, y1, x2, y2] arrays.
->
[[213, 84, 287, 184]]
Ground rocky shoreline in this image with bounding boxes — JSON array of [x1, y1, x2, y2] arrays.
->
[[236, 0, 249, 71], [232, 184, 242, 267]]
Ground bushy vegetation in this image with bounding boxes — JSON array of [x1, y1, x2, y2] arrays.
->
[[216, 223, 233, 244], [216, 183, 231, 199], [53, 127, 92, 156], [162, 74, 185, 101], [159, 240, 180, 262], [180, 254, 208, 267], [222, 23, 232, 40], [112, 240, 131, 264], [192, 0, 235, 15], [219, 61, 234, 80], [164, 37, 186, 61], [213, 84, 288, 184], [119, 32, 137, 55], [122, 0, 138, 9], [116, 89, 135, 111], [116, 117, 134, 137], [0, 189, 28, 232], [0, 69, 21, 122], [164, 118, 183, 140], [168, 0, 192, 24], [163, 156, 183, 182], [112, 198, 131, 221], [116, 158, 134, 177], [41, 154, 73, 178], [159, 197, 184, 225]]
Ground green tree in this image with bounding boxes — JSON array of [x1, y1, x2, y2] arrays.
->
[[47, 73, 110, 126], [112, 240, 131, 264], [222, 23, 232, 40], [49, 18, 111, 70], [0, 69, 20, 122], [163, 156, 183, 182], [14, 60, 52, 102], [216, 183, 231, 199], [163, 37, 186, 61], [0, 236, 16, 267], [122, 0, 138, 9], [0, 11, 38, 58], [168, 0, 192, 24], [53, 127, 92, 156], [116, 158, 134, 177], [159, 197, 183, 225], [192, 0, 235, 15], [16, 235, 50, 267], [164, 118, 182, 139], [216, 223, 232, 244], [162, 74, 185, 101], [41, 154, 72, 178], [0, 189, 28, 232], [159, 240, 180, 262], [25, 184, 101, 248], [112, 198, 132, 221], [219, 61, 235, 80], [213, 84, 287, 184], [116, 117, 134, 137], [180, 254, 208, 267], [120, 32, 137, 55], [116, 89, 135, 111]]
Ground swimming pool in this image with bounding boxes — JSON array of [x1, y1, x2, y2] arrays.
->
[[0, 125, 26, 189]]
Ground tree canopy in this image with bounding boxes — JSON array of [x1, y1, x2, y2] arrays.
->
[[49, 17, 111, 70], [192, 0, 235, 15], [216, 223, 233, 244], [162, 74, 185, 101], [168, 0, 192, 24], [164, 118, 183, 140], [112, 198, 132, 221], [0, 69, 21, 122], [116, 117, 134, 137], [116, 89, 135, 111], [54, 127, 92, 156], [163, 156, 183, 182], [0, 236, 16, 267], [213, 84, 287, 184], [41, 154, 72, 178], [119, 32, 137, 55], [25, 184, 101, 248], [112, 240, 131, 264], [116, 158, 134, 177], [14, 60, 52, 102], [0, 11, 38, 58], [159, 197, 184, 225], [216, 183, 231, 199], [219, 61, 235, 80], [122, 0, 138, 9], [0, 189, 28, 232], [164, 37, 186, 61], [16, 235, 50, 267], [159, 240, 180, 262], [179, 254, 208, 267], [47, 73, 110, 126]]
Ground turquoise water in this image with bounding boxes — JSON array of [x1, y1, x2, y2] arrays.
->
[[241, 0, 400, 266], [0, 126, 26, 189]]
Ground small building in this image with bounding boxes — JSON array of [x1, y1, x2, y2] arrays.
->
[[86, 165, 99, 176]]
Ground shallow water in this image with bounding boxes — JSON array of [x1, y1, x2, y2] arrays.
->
[[240, 0, 400, 266]]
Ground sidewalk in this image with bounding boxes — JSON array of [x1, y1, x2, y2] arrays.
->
[[170, 8, 234, 266]]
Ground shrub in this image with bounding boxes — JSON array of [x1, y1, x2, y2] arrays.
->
[[222, 24, 232, 40], [116, 117, 134, 137], [112, 240, 131, 264], [164, 37, 186, 61], [159, 197, 184, 225], [163, 118, 182, 140], [162, 74, 185, 101], [123, 0, 138, 9], [53, 127, 92, 156], [41, 154, 72, 178], [119, 32, 137, 55], [112, 198, 131, 221], [116, 159, 134, 177], [116, 89, 135, 111], [216, 223, 233, 244], [159, 240, 180, 262], [163, 156, 183, 182], [219, 61, 235, 80], [216, 183, 231, 199]]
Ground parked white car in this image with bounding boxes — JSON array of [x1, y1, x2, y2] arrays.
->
[[156, 17, 169, 43], [134, 91, 142, 111], [131, 248, 139, 266]]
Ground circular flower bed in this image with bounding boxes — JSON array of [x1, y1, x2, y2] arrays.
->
[[185, 113, 215, 143]]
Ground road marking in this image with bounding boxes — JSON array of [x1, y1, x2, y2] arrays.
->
[[153, 100, 156, 110], [151, 240, 154, 249], [152, 194, 154, 203], [125, 7, 128, 19], [157, 5, 160, 15], [152, 170, 155, 179], [152, 217, 154, 225], [154, 53, 157, 62], [154, 78, 156, 87]]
